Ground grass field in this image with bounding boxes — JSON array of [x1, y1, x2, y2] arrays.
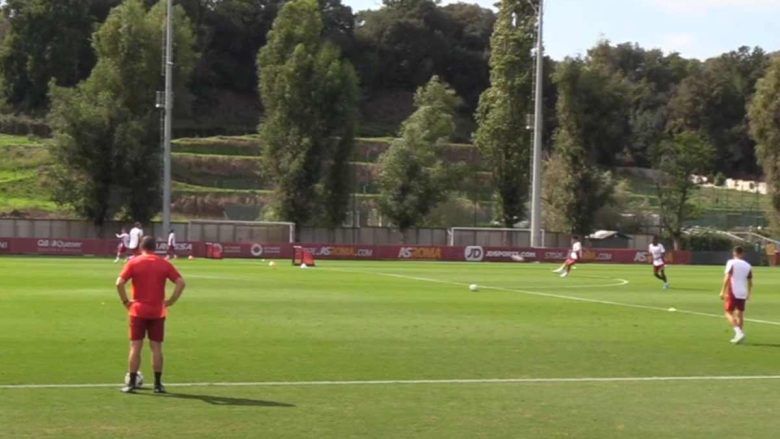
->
[[2, 258, 780, 438]]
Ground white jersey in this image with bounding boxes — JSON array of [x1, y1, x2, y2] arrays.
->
[[570, 241, 582, 260], [168, 232, 176, 247], [116, 232, 130, 247], [128, 227, 143, 249], [648, 243, 666, 266], [725, 258, 753, 299]]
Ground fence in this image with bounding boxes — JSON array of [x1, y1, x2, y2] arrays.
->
[[0, 218, 656, 250]]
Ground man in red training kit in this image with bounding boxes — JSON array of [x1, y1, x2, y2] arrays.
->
[[116, 236, 186, 393]]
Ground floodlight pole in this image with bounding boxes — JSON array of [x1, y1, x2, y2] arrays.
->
[[162, 0, 174, 236], [529, 0, 544, 248]]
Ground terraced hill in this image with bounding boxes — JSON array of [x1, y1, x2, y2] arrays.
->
[[0, 133, 769, 228], [169, 136, 493, 222]]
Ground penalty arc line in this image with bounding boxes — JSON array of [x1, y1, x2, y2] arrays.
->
[[345, 270, 780, 327], [5, 375, 780, 389]]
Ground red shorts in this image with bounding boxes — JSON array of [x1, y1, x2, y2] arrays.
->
[[129, 317, 166, 342], [724, 294, 746, 312], [130, 247, 141, 256], [566, 258, 578, 266], [167, 245, 175, 256], [117, 243, 127, 253], [653, 263, 665, 273]]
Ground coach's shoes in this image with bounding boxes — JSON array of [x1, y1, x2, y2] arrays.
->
[[154, 385, 167, 394], [120, 385, 136, 394]]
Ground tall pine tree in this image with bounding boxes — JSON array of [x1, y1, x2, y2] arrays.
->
[[543, 59, 616, 235], [474, 0, 537, 227], [377, 76, 461, 232], [258, 0, 358, 228]]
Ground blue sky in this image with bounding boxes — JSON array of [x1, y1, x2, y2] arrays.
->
[[346, 0, 780, 60]]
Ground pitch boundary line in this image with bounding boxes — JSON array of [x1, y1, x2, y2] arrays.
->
[[343, 270, 780, 327], [4, 375, 780, 390]]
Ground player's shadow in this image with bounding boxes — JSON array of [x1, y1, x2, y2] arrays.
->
[[743, 342, 780, 348], [140, 392, 295, 407]]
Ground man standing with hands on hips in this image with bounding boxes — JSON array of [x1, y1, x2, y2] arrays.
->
[[116, 236, 186, 393]]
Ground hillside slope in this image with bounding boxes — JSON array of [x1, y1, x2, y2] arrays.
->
[[0, 134, 769, 228]]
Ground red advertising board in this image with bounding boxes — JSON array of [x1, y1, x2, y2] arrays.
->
[[0, 237, 691, 265]]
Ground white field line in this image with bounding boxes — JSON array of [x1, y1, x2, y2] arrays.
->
[[334, 269, 780, 327], [6, 375, 780, 390]]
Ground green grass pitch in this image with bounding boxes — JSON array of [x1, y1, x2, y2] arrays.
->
[[2, 257, 780, 438]]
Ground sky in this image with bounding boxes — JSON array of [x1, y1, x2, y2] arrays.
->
[[345, 0, 780, 60]]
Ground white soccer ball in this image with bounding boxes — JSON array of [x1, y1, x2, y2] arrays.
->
[[469, 284, 479, 292], [124, 371, 144, 388], [300, 263, 308, 269]]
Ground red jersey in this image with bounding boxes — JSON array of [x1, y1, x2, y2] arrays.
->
[[119, 253, 181, 319]]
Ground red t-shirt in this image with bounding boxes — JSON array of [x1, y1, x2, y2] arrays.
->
[[119, 253, 181, 319]]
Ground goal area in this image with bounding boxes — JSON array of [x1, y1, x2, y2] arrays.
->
[[188, 220, 295, 244], [447, 227, 547, 247]]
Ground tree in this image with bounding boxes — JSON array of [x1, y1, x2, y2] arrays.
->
[[668, 46, 769, 177], [49, 0, 197, 226], [354, 0, 494, 110], [588, 41, 694, 166], [377, 76, 461, 232], [0, 0, 97, 112], [748, 56, 780, 232], [473, 0, 536, 227], [543, 59, 617, 235], [258, 0, 358, 228], [653, 131, 715, 249]]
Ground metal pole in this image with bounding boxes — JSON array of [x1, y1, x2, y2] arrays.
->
[[529, 0, 544, 248], [162, 0, 174, 236]]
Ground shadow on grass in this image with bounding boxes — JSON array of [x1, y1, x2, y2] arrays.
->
[[743, 343, 780, 348], [137, 391, 295, 407]]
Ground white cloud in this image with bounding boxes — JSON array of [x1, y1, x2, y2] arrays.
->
[[658, 32, 696, 53], [649, 0, 780, 14]]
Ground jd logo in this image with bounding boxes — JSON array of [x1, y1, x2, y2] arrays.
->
[[465, 246, 484, 262]]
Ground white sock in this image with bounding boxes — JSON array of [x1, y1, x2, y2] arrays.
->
[[734, 326, 743, 336]]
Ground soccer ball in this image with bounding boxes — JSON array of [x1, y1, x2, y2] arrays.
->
[[124, 371, 144, 388], [269, 261, 276, 268], [300, 263, 308, 269], [469, 284, 479, 292]]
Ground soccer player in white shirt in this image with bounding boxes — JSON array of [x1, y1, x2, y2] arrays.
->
[[553, 236, 582, 278], [114, 228, 130, 263], [720, 246, 753, 344], [128, 222, 144, 257], [648, 236, 669, 289], [166, 229, 176, 260]]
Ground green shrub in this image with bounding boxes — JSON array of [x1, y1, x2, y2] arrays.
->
[[682, 230, 736, 251], [0, 114, 51, 137]]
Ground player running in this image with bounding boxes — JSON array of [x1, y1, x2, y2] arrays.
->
[[116, 236, 186, 394], [166, 229, 176, 260], [648, 236, 670, 289], [553, 235, 582, 278], [115, 228, 130, 263], [720, 246, 752, 344], [127, 222, 143, 258]]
